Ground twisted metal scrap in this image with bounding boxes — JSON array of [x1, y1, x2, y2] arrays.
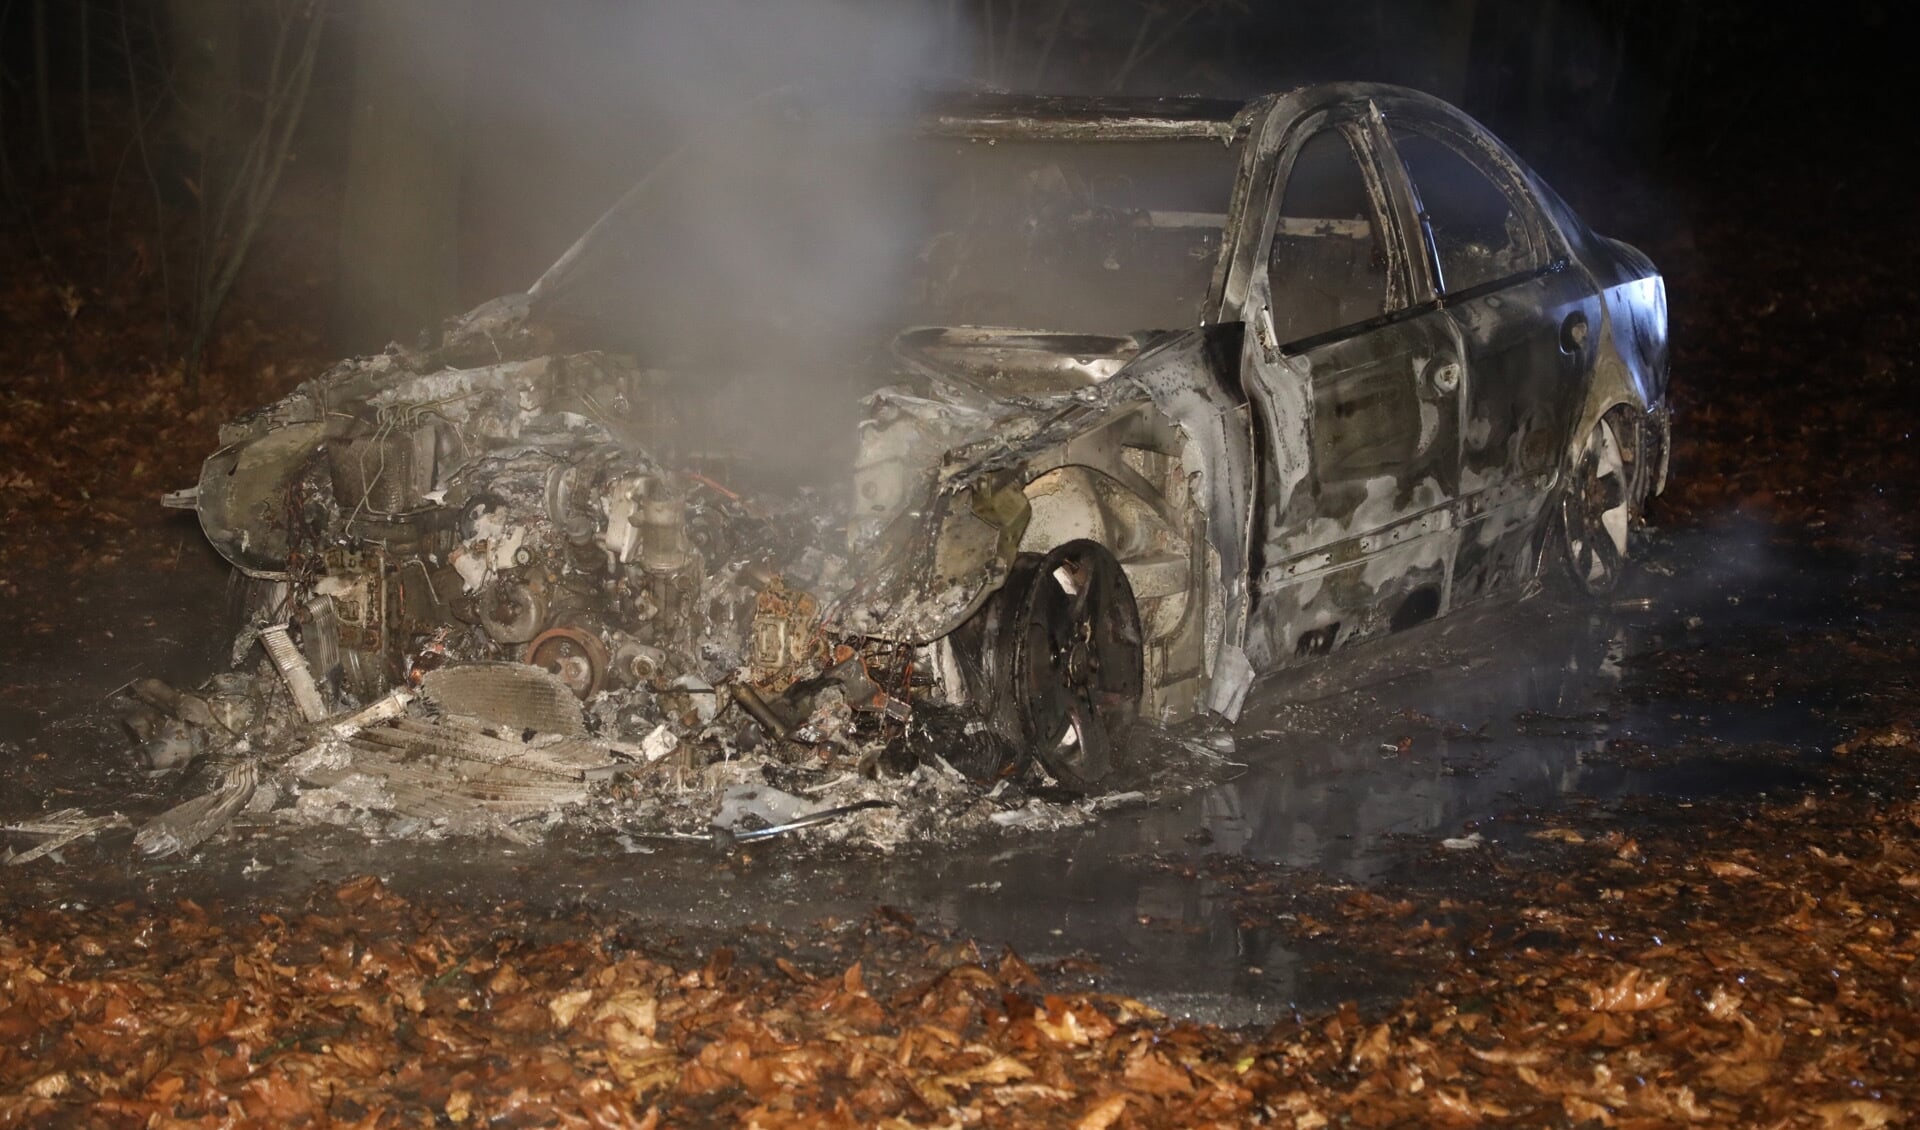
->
[[134, 761, 260, 859], [3, 808, 132, 866]]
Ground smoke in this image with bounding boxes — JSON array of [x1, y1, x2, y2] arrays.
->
[[447, 1, 965, 486]]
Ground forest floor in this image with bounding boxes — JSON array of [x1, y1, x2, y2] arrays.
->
[[3, 126, 1920, 1126]]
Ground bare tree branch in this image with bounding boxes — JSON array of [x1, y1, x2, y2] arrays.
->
[[32, 0, 54, 168], [80, 0, 96, 168], [185, 0, 326, 379], [118, 0, 174, 352], [1109, 1, 1203, 92], [1030, 0, 1075, 87]]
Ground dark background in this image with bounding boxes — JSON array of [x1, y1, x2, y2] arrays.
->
[[1, 0, 1904, 350]]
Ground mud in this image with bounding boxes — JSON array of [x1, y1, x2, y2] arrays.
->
[[4, 507, 1897, 1028]]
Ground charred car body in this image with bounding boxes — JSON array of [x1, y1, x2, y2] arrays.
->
[[173, 83, 1670, 790]]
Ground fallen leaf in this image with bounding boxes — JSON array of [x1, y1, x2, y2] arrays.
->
[[549, 987, 594, 1030], [487, 963, 524, 994], [1427, 1085, 1508, 1122], [1702, 984, 1744, 1020], [1123, 1048, 1193, 1096], [1347, 1023, 1391, 1072], [998, 949, 1040, 988], [590, 989, 659, 1056], [1588, 967, 1673, 1012], [1076, 1094, 1129, 1130], [1034, 1004, 1090, 1046], [939, 1055, 1032, 1088], [1814, 1100, 1901, 1129], [1469, 1045, 1551, 1067]]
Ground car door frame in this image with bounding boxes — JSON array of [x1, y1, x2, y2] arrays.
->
[[1232, 97, 1472, 672]]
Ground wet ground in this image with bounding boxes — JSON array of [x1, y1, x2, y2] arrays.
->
[[3, 509, 1901, 1030]]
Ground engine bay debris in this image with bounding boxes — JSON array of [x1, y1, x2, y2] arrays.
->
[[57, 651, 1210, 861]]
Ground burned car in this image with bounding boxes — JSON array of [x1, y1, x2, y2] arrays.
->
[[170, 83, 1669, 793]]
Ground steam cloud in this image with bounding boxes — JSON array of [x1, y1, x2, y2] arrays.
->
[[457, 1, 968, 485]]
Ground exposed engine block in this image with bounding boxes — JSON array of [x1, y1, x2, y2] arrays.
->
[[276, 438, 753, 705]]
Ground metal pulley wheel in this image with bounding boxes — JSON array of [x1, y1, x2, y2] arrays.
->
[[479, 580, 545, 644], [525, 627, 609, 699]]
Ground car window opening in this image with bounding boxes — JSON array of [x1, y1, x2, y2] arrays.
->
[[1389, 126, 1545, 295], [1268, 127, 1391, 346]]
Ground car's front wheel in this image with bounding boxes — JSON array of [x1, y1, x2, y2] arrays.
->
[[1560, 414, 1636, 594], [967, 540, 1145, 790]]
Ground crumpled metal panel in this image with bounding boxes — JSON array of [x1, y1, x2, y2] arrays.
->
[[1116, 325, 1254, 716]]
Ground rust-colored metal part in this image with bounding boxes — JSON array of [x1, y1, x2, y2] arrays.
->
[[524, 627, 610, 700], [748, 576, 826, 692]]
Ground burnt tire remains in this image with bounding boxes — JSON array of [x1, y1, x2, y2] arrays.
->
[[970, 540, 1144, 790]]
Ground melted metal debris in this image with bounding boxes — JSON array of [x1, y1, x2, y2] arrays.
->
[[61, 647, 1233, 862], [3, 809, 133, 865]]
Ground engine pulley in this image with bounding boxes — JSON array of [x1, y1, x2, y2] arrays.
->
[[524, 627, 609, 699]]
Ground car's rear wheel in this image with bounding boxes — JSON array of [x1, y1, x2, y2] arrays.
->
[[1560, 415, 1634, 594], [971, 540, 1145, 790]]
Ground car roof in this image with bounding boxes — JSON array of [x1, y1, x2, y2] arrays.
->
[[918, 92, 1252, 141], [910, 84, 1477, 142]]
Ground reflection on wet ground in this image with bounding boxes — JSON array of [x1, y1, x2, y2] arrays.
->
[[0, 518, 1877, 1025], [756, 524, 1844, 1023]]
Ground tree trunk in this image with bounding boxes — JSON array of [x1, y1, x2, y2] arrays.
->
[[183, 0, 326, 382], [163, 0, 240, 163], [1524, 0, 1559, 153], [1645, 0, 1699, 158], [1424, 0, 1478, 106], [79, 0, 94, 167], [33, 0, 54, 169], [334, 0, 472, 351]]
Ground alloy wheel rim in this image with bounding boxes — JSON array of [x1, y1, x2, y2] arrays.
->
[[1565, 418, 1631, 592]]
